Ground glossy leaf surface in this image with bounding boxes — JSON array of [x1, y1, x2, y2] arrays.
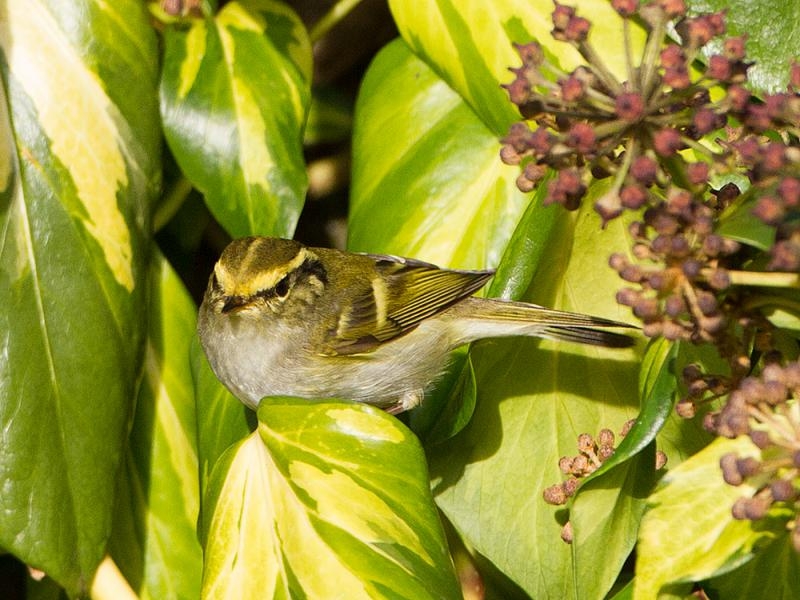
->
[[160, 0, 311, 238], [109, 253, 203, 599], [580, 338, 677, 486], [388, 0, 640, 135], [635, 436, 784, 599], [568, 338, 676, 597], [349, 38, 529, 270], [0, 1, 158, 594], [691, 0, 800, 93], [429, 197, 641, 599], [350, 5, 646, 596], [201, 398, 460, 599], [706, 534, 800, 600]]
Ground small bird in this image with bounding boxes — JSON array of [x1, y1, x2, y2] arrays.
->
[[198, 236, 635, 414]]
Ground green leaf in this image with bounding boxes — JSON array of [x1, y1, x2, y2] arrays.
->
[[408, 349, 477, 445], [349, 38, 529, 269], [348, 4, 646, 597], [567, 339, 676, 597], [0, 1, 158, 595], [408, 178, 562, 443], [109, 252, 203, 599], [608, 579, 697, 600], [689, 0, 800, 93], [634, 436, 784, 599], [608, 578, 634, 600], [388, 0, 641, 135], [430, 195, 641, 599], [570, 442, 656, 599], [406, 183, 563, 444], [763, 301, 800, 334], [717, 191, 775, 251], [160, 0, 312, 238], [349, 38, 532, 436], [655, 341, 727, 467], [579, 338, 676, 487], [705, 534, 800, 600], [201, 398, 461, 599], [486, 175, 561, 300]]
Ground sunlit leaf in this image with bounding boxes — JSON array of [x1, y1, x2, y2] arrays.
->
[[349, 38, 530, 270], [349, 37, 535, 441], [352, 23, 644, 595], [405, 182, 562, 443], [109, 252, 203, 599], [160, 0, 312, 238], [717, 192, 775, 251], [705, 534, 800, 600], [763, 302, 800, 334], [388, 0, 643, 135], [0, 1, 158, 594], [580, 338, 676, 486], [486, 176, 561, 300], [567, 339, 675, 596], [634, 436, 784, 599], [570, 442, 656, 598], [201, 398, 461, 599], [655, 341, 727, 469], [430, 192, 641, 599]]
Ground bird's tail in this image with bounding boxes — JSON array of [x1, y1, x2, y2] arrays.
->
[[453, 297, 637, 348]]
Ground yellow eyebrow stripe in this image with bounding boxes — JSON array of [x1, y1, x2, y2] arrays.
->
[[214, 239, 313, 298]]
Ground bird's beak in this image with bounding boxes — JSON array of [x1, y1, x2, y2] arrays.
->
[[221, 296, 249, 314]]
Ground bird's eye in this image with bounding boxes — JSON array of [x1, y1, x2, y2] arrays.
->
[[274, 275, 291, 298]]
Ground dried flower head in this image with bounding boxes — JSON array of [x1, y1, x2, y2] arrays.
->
[[504, 0, 800, 553], [717, 361, 800, 551], [543, 421, 666, 507]]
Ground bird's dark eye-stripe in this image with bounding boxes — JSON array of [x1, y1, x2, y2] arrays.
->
[[274, 275, 291, 298]]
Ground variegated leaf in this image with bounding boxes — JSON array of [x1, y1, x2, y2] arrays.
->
[[200, 398, 461, 599], [349, 3, 649, 596], [109, 252, 203, 600], [160, 0, 312, 238], [349, 38, 529, 271], [0, 0, 158, 595], [388, 0, 639, 136], [634, 436, 779, 599]]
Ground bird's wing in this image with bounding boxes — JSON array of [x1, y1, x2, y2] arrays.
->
[[322, 254, 493, 355]]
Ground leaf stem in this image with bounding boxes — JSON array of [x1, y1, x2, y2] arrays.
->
[[707, 269, 800, 289], [153, 176, 194, 233], [309, 0, 364, 44], [639, 15, 666, 100], [741, 294, 800, 316], [577, 41, 622, 95], [623, 18, 635, 86]]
